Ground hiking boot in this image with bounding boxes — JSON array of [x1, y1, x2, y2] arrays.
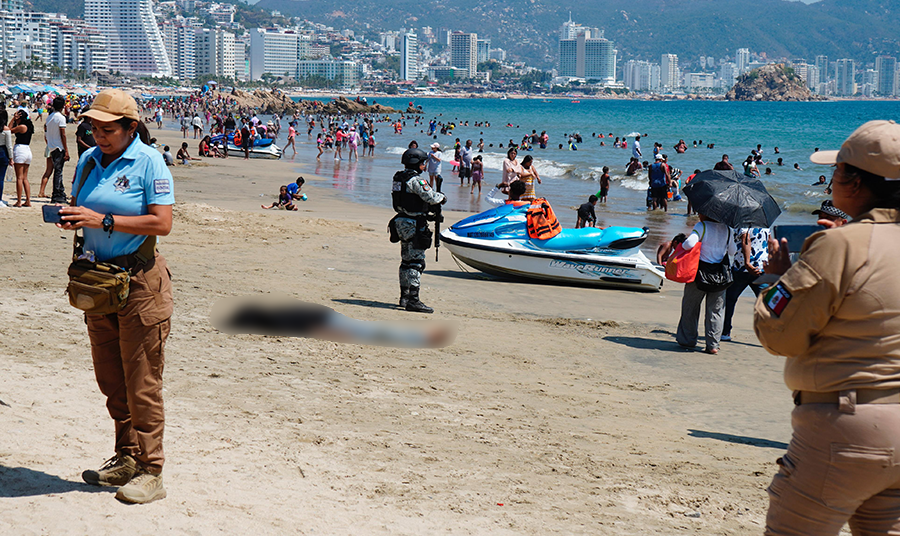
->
[[115, 471, 167, 504], [399, 286, 410, 308], [82, 453, 138, 487], [405, 286, 434, 314]]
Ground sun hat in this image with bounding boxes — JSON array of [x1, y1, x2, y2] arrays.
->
[[810, 120, 900, 180], [654, 153, 663, 160], [811, 199, 850, 220], [430, 142, 440, 149], [78, 89, 140, 122]]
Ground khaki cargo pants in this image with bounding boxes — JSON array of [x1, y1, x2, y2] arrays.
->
[[85, 254, 173, 474], [766, 400, 900, 535]]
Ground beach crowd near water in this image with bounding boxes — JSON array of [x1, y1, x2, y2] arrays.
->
[[6, 85, 900, 534]]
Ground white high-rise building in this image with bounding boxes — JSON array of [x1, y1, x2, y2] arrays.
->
[[815, 55, 829, 82], [835, 58, 856, 96], [48, 18, 108, 74], [806, 64, 820, 90], [476, 38, 490, 64], [624, 60, 655, 91], [580, 33, 616, 84], [719, 62, 738, 87], [559, 14, 582, 40], [558, 37, 578, 77], [875, 56, 897, 96], [160, 21, 195, 81], [195, 28, 235, 79], [661, 53, 679, 90], [450, 32, 477, 78], [85, 0, 171, 77], [558, 25, 615, 85], [400, 32, 418, 81], [249, 28, 310, 80], [736, 48, 750, 74]]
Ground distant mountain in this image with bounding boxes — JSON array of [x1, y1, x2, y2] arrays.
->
[[254, 0, 900, 67], [30, 0, 899, 69]]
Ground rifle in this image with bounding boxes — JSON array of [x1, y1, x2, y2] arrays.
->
[[434, 174, 444, 261]]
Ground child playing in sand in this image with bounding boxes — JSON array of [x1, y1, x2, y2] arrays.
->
[[286, 176, 306, 200], [261, 185, 297, 211], [177, 142, 200, 165]]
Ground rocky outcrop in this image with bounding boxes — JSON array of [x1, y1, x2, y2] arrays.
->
[[726, 63, 824, 102], [220, 89, 401, 115]]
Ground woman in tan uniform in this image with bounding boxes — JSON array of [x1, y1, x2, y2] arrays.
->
[[755, 120, 900, 535]]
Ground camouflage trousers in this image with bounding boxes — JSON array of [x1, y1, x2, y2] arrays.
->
[[395, 217, 426, 288]]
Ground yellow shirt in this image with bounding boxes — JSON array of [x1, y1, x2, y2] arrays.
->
[[754, 209, 900, 392]]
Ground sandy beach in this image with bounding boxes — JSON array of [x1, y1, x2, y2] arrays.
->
[[0, 127, 799, 534]]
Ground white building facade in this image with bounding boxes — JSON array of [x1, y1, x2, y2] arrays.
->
[[400, 32, 417, 81], [85, 0, 172, 77], [450, 32, 477, 78], [195, 28, 235, 79], [249, 28, 310, 80]]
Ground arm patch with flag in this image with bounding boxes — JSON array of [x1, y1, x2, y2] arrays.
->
[[765, 283, 792, 317]]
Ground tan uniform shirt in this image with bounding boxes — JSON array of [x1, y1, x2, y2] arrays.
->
[[754, 208, 900, 392]]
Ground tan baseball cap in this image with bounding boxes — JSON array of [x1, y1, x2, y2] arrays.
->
[[78, 89, 140, 122], [810, 120, 900, 180]]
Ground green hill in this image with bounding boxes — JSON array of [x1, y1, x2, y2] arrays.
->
[[28, 0, 900, 68], [253, 0, 899, 67]]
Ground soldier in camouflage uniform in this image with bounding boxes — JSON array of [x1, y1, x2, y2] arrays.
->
[[389, 148, 446, 313]]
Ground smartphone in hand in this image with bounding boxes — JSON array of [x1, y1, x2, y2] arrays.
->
[[42, 204, 63, 224], [773, 224, 825, 252]]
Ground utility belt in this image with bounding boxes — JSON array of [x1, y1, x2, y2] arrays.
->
[[794, 389, 900, 413], [388, 214, 433, 249]]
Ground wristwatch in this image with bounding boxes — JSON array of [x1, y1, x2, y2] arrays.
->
[[102, 213, 115, 236]]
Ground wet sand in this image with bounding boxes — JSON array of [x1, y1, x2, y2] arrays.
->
[[0, 127, 795, 534]]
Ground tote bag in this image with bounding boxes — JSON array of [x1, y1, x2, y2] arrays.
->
[[665, 223, 705, 283]]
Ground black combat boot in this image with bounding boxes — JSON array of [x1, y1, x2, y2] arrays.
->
[[405, 286, 433, 314], [399, 286, 410, 308]]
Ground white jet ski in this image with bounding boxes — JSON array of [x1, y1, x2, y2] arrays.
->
[[440, 201, 664, 291]]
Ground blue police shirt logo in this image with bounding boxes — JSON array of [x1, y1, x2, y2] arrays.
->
[[114, 175, 130, 193]]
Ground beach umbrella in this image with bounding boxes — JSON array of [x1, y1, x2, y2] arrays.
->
[[682, 169, 782, 228]]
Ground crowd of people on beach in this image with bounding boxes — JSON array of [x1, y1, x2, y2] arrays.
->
[[6, 82, 900, 535]]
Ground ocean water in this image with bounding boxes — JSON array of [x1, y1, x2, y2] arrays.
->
[[244, 97, 900, 251]]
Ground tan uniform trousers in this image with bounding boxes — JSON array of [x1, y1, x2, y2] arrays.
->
[[85, 254, 173, 475], [766, 400, 900, 535]]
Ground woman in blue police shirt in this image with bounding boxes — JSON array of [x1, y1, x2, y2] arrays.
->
[[58, 89, 174, 504]]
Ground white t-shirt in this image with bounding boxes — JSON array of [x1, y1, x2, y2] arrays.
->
[[682, 221, 737, 264], [45, 111, 66, 151], [632, 139, 641, 159]]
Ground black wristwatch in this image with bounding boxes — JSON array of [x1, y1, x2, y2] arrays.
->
[[102, 213, 115, 236]]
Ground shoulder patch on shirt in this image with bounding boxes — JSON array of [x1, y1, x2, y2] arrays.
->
[[154, 178, 171, 194], [764, 283, 792, 317]]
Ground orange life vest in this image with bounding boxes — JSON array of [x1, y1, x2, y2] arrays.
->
[[526, 198, 561, 240], [233, 130, 242, 145]]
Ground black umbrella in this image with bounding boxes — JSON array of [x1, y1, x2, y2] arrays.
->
[[682, 169, 782, 228]]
